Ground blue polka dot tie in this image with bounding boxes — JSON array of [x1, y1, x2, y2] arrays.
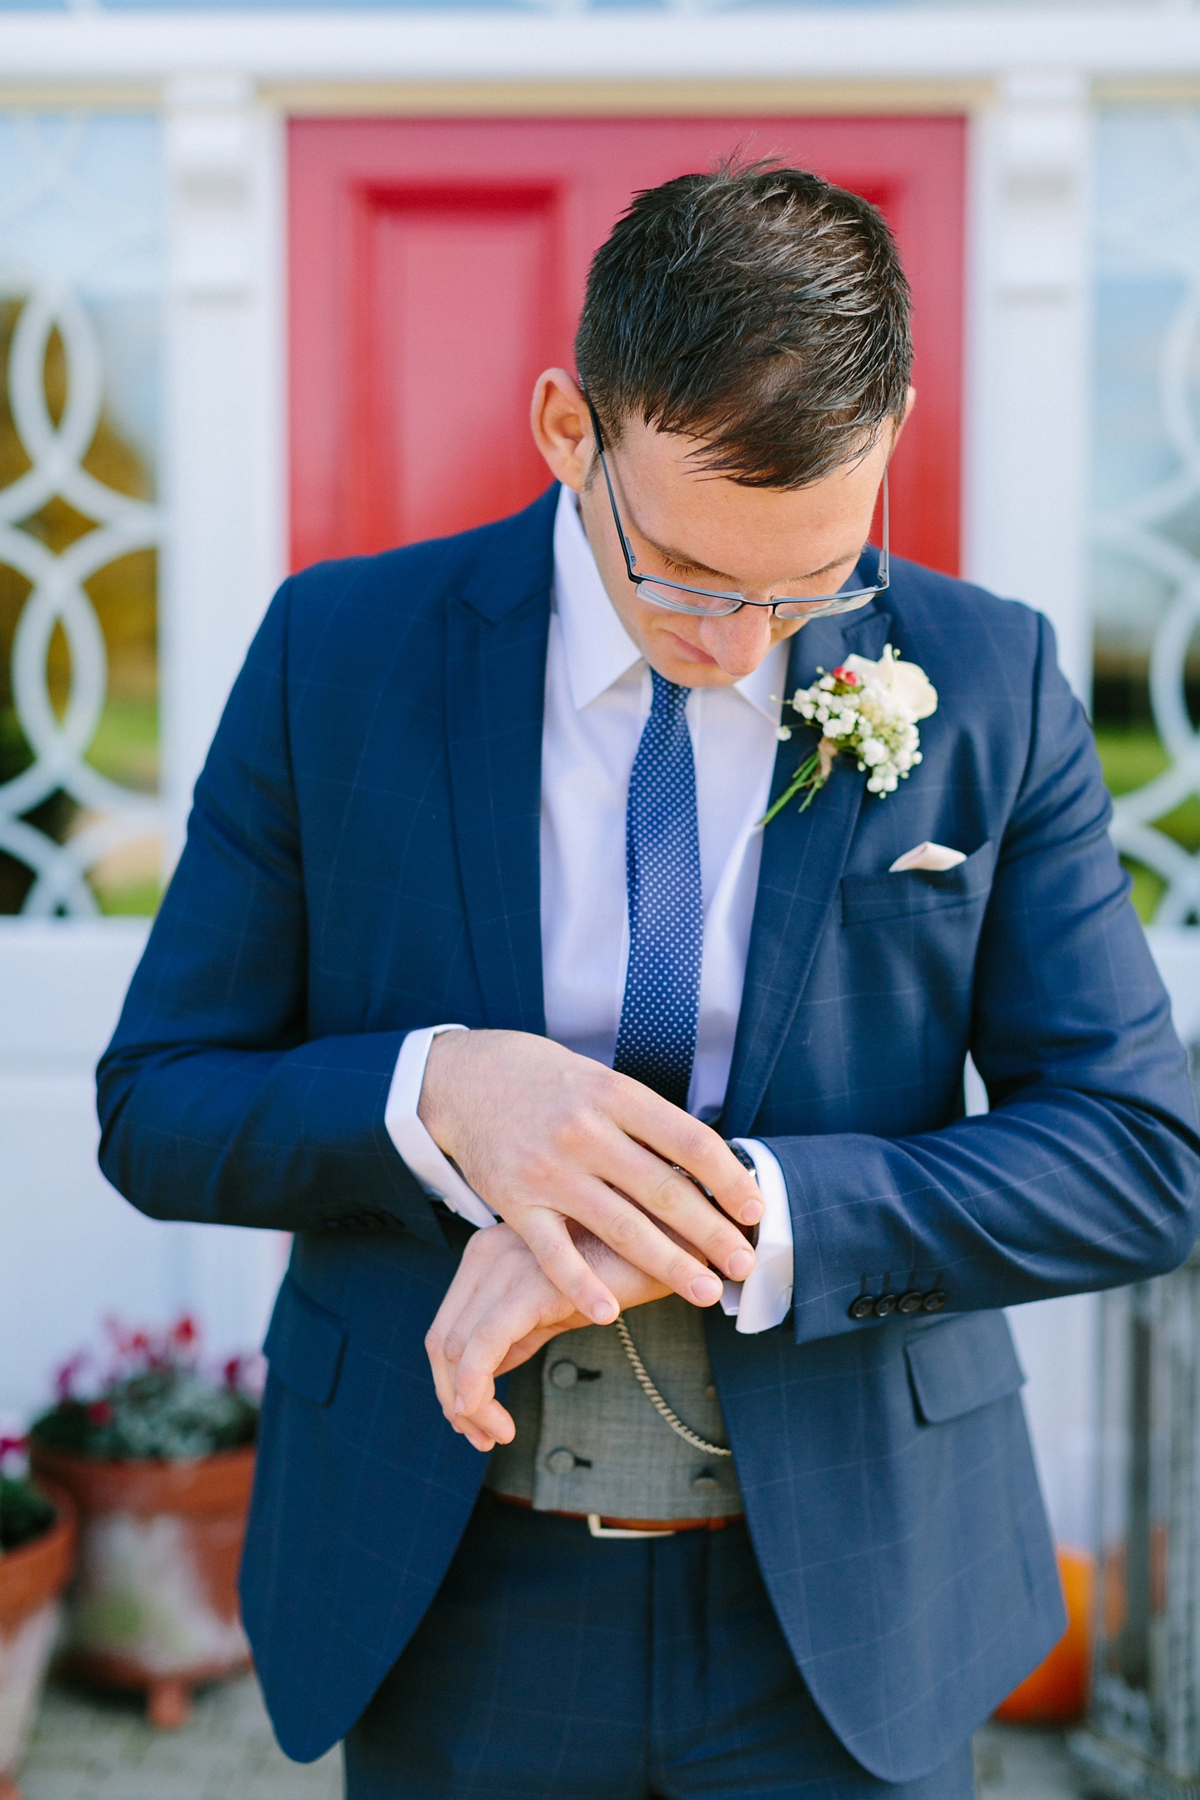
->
[[612, 671, 703, 1110]]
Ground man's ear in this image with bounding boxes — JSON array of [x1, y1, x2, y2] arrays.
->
[[892, 385, 917, 449], [531, 369, 594, 492]]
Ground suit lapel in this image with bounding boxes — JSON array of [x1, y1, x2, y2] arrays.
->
[[444, 490, 556, 1035], [721, 603, 894, 1137]]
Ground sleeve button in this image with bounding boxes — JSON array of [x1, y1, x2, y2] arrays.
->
[[921, 1290, 948, 1314], [873, 1293, 898, 1319], [848, 1295, 876, 1321], [896, 1291, 924, 1315]]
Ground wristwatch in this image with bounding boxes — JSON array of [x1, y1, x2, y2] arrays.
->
[[726, 1142, 760, 1247]]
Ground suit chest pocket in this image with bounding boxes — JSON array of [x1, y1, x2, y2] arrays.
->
[[840, 839, 996, 928]]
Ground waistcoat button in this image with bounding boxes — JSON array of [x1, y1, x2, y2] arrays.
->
[[692, 1470, 720, 1489], [545, 1447, 578, 1475], [549, 1360, 579, 1390]]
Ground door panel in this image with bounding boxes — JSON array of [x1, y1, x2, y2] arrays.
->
[[290, 117, 964, 575], [364, 185, 560, 548]]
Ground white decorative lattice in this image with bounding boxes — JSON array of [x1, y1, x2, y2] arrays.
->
[[1095, 109, 1200, 926], [0, 114, 163, 916]]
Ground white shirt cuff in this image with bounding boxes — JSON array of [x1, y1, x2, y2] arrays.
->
[[384, 1026, 499, 1233], [719, 1139, 794, 1333]]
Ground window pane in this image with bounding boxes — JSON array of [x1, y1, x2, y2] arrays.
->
[[0, 114, 164, 916], [1093, 108, 1200, 926]]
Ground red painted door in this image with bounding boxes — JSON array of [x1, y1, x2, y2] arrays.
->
[[290, 117, 964, 576]]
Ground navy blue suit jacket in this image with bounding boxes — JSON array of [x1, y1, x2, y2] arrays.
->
[[97, 485, 1200, 1781]]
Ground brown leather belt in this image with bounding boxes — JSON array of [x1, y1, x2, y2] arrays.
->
[[488, 1490, 744, 1539]]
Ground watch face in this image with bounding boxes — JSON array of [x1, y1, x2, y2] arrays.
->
[[727, 1143, 759, 1178]]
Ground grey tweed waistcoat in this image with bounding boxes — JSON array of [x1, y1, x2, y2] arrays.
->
[[485, 1296, 744, 1521]]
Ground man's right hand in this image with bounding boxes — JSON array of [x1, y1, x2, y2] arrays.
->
[[426, 1220, 669, 1453], [418, 1029, 762, 1326]]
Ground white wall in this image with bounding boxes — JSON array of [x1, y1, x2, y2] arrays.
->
[[0, 921, 287, 1427]]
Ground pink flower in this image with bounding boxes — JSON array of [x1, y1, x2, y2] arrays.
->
[[55, 1352, 87, 1401], [831, 666, 860, 687]]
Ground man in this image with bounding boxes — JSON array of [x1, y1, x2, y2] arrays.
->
[[97, 164, 1200, 1798]]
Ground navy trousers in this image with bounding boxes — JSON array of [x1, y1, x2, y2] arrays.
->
[[343, 1492, 976, 1799]]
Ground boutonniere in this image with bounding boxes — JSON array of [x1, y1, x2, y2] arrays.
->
[[760, 646, 938, 825]]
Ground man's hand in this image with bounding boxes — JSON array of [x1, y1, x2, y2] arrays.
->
[[426, 1220, 672, 1452], [418, 1029, 761, 1326]]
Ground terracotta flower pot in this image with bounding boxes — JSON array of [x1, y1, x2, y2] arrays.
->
[[28, 1444, 254, 1729], [0, 1480, 76, 1800]]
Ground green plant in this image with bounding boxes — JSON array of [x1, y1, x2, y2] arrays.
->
[[0, 1440, 56, 1556], [30, 1316, 260, 1464]]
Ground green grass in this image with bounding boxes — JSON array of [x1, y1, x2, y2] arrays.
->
[[94, 875, 162, 918], [1094, 728, 1169, 796], [1094, 726, 1197, 923], [85, 696, 158, 793], [2, 696, 161, 911], [1122, 863, 1169, 925]]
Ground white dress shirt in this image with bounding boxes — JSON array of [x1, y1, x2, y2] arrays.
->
[[386, 484, 795, 1333]]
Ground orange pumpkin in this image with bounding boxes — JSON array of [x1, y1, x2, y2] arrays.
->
[[994, 1547, 1094, 1724]]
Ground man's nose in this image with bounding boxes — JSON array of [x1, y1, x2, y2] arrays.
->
[[696, 603, 776, 678]]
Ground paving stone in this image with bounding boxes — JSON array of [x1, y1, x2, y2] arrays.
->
[[17, 1674, 342, 1800], [17, 1675, 1089, 1800], [975, 1722, 1089, 1797]]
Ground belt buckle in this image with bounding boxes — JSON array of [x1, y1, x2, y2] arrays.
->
[[586, 1513, 677, 1540]]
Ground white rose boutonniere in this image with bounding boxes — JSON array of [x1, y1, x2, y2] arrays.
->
[[761, 645, 938, 826]]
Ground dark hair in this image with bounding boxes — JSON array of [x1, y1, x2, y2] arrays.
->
[[575, 160, 912, 489]]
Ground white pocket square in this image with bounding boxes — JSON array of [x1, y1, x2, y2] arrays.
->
[[889, 841, 967, 873]]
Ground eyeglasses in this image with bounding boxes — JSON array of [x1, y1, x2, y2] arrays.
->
[[585, 398, 889, 622]]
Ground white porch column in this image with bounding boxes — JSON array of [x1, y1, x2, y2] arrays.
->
[[965, 70, 1093, 703], [965, 72, 1099, 1550], [159, 72, 289, 1366], [162, 72, 285, 866]]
